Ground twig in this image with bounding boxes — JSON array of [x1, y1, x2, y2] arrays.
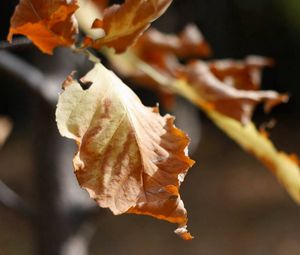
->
[[0, 180, 35, 219], [62, 220, 97, 255], [71, 205, 105, 229], [0, 51, 58, 103], [72, 46, 101, 64], [0, 38, 32, 50]]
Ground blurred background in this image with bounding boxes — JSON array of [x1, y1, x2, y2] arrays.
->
[[0, 0, 300, 254]]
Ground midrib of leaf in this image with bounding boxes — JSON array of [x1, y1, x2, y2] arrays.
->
[[108, 65, 145, 160], [102, 64, 153, 201], [25, 0, 42, 20]]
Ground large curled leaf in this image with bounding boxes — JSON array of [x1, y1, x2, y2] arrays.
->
[[56, 63, 194, 240], [85, 0, 172, 52], [8, 0, 78, 54]]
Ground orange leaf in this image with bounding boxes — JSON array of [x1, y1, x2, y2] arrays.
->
[[56, 63, 194, 240], [8, 0, 78, 54], [87, 0, 172, 52]]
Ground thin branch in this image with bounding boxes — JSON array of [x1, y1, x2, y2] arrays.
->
[[0, 51, 58, 104], [71, 205, 105, 229], [0, 180, 35, 219], [0, 37, 32, 50], [62, 221, 97, 255]]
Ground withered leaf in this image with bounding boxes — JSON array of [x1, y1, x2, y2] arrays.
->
[[87, 0, 173, 53], [208, 56, 274, 91], [179, 60, 288, 124], [136, 24, 211, 58], [8, 0, 78, 54], [108, 50, 287, 124], [109, 27, 287, 121], [56, 63, 194, 240], [130, 24, 211, 79]]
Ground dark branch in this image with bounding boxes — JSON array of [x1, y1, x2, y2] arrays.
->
[[0, 37, 32, 50], [0, 180, 35, 219], [62, 220, 97, 255], [0, 51, 58, 104], [71, 205, 105, 229]]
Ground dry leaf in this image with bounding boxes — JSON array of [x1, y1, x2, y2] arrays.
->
[[56, 63, 194, 240], [131, 24, 211, 79], [179, 60, 288, 124], [136, 24, 211, 58], [208, 56, 274, 91], [109, 51, 287, 123], [108, 26, 287, 122], [86, 0, 172, 52], [8, 0, 78, 54]]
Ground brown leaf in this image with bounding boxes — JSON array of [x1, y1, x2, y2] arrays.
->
[[178, 60, 288, 124], [8, 0, 78, 54], [129, 24, 211, 79], [113, 27, 287, 123], [136, 24, 211, 58], [56, 63, 194, 239], [208, 56, 274, 91], [87, 0, 172, 52], [110, 49, 287, 123]]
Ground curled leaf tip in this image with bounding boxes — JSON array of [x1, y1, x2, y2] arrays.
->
[[174, 225, 194, 240]]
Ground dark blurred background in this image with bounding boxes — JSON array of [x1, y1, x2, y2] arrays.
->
[[0, 0, 300, 255]]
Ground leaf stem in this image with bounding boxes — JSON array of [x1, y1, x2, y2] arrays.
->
[[71, 46, 100, 63]]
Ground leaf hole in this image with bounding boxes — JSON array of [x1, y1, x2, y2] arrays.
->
[[79, 80, 93, 90]]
